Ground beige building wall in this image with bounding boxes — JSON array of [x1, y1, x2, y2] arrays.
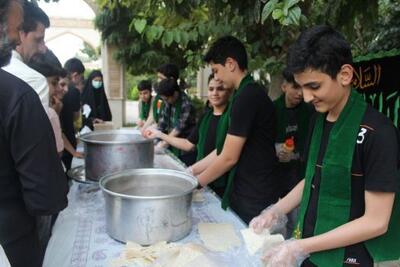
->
[[102, 43, 125, 128]]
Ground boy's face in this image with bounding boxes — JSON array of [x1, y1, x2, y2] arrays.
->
[[294, 67, 352, 114], [139, 89, 151, 103], [281, 80, 303, 108], [208, 78, 230, 108], [210, 60, 235, 89], [47, 76, 60, 98], [57, 77, 69, 99]]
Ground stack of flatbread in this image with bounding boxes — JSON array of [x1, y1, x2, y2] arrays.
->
[[111, 241, 220, 267]]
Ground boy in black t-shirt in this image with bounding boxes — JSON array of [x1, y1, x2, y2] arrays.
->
[[274, 68, 314, 238], [250, 25, 400, 266], [193, 36, 280, 224]]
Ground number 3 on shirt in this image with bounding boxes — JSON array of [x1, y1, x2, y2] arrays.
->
[[357, 128, 367, 144]]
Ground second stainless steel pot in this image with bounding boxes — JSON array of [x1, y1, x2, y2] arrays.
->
[[80, 130, 154, 181], [100, 168, 198, 245]]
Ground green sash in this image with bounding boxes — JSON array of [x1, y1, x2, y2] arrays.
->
[[221, 74, 254, 210], [295, 90, 400, 266], [152, 94, 163, 123], [139, 96, 152, 120], [168, 94, 183, 157], [197, 105, 230, 189]]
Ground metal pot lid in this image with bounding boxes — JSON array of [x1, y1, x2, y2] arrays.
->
[[80, 129, 153, 145], [99, 168, 198, 200]]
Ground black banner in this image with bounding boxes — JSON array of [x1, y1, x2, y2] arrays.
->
[[353, 52, 400, 127]]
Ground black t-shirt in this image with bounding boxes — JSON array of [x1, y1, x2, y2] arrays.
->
[[302, 106, 399, 267], [60, 85, 81, 147], [228, 82, 278, 201], [187, 112, 221, 157]]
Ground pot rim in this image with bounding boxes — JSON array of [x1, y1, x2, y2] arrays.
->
[[80, 129, 152, 145], [99, 168, 198, 199]]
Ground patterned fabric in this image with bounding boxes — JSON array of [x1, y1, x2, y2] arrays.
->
[[157, 91, 196, 137]]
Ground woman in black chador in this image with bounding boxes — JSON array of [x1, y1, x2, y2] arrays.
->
[[81, 70, 112, 129]]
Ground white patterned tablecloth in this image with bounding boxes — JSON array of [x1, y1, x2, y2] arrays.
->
[[43, 153, 262, 267]]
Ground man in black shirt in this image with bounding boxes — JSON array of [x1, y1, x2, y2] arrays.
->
[[0, 2, 68, 266], [250, 25, 399, 266], [195, 36, 280, 224]]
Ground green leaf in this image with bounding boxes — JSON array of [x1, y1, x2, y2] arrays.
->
[[283, 0, 300, 15], [261, 0, 279, 23], [180, 31, 189, 47], [162, 31, 174, 46], [198, 23, 206, 36], [173, 30, 181, 43], [189, 31, 198, 42], [287, 6, 301, 25], [133, 19, 147, 34], [145, 26, 158, 43], [272, 9, 283, 20]]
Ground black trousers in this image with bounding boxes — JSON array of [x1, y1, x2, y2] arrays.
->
[[3, 229, 43, 267]]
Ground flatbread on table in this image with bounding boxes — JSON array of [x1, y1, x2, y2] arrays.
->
[[240, 228, 284, 255], [198, 223, 241, 252]]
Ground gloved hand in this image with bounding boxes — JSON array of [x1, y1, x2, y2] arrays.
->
[[262, 239, 308, 267], [154, 144, 166, 154], [185, 166, 194, 175], [249, 204, 288, 234]]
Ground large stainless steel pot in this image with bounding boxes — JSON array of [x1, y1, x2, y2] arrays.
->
[[99, 168, 198, 245], [80, 130, 153, 181]]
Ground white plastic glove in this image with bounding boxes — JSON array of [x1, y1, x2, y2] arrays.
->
[[249, 204, 288, 234], [154, 144, 166, 154], [185, 166, 194, 175], [262, 239, 308, 267]]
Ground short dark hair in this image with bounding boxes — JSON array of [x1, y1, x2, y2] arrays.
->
[[156, 63, 180, 80], [21, 1, 49, 33], [28, 49, 66, 78], [282, 68, 295, 84], [155, 78, 179, 97], [203, 36, 248, 70], [138, 80, 152, 92], [286, 25, 353, 79], [207, 73, 214, 83], [64, 57, 85, 75]]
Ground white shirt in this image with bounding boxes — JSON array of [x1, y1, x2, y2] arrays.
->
[[2, 50, 49, 108], [0, 245, 10, 267]]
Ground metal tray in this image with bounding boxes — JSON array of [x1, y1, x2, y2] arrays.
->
[[67, 165, 98, 184]]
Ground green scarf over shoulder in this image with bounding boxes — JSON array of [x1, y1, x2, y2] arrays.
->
[[295, 90, 400, 266], [139, 96, 152, 121], [197, 105, 230, 189], [220, 74, 254, 210], [152, 94, 164, 123]]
